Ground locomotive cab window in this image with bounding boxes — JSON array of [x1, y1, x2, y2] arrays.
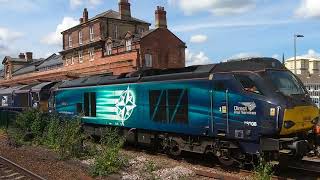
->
[[235, 74, 262, 95]]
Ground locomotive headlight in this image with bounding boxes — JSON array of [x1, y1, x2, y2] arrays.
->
[[284, 121, 296, 129]]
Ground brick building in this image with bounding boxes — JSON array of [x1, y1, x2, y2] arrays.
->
[[60, 0, 186, 75], [0, 0, 186, 86]]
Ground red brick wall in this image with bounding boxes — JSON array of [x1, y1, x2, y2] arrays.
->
[[63, 21, 101, 50], [140, 28, 185, 69]]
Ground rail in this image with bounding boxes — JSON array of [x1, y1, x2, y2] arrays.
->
[[0, 156, 46, 180]]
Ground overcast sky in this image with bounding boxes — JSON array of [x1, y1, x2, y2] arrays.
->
[[0, 0, 320, 66]]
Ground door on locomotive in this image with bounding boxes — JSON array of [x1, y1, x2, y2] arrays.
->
[[212, 73, 238, 137]]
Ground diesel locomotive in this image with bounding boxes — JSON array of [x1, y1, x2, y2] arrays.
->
[[50, 58, 318, 165]]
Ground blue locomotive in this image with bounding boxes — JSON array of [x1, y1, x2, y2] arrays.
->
[[52, 57, 319, 166]]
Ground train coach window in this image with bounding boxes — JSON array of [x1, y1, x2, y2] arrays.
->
[[149, 89, 188, 124], [84, 92, 96, 117], [235, 74, 262, 94]]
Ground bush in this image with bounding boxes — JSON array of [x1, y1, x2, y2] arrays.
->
[[13, 109, 47, 143], [56, 117, 84, 159], [42, 114, 61, 150], [254, 158, 274, 180], [90, 128, 127, 177]]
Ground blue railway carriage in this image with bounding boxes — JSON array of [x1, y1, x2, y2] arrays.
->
[[53, 57, 319, 166]]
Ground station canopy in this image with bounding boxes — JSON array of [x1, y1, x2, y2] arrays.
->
[[0, 85, 28, 96]]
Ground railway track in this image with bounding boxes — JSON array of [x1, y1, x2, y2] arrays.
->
[[0, 156, 46, 180], [286, 159, 320, 174]]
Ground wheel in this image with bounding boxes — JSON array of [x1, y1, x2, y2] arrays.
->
[[218, 156, 235, 166], [169, 140, 181, 156], [315, 146, 320, 158]]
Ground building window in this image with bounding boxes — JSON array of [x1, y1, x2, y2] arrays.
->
[[68, 34, 72, 48], [79, 31, 83, 45], [89, 48, 94, 61], [78, 51, 83, 63], [125, 39, 132, 51], [138, 27, 144, 33], [106, 43, 112, 55], [145, 54, 153, 67], [114, 25, 118, 39], [89, 26, 94, 41], [65, 58, 69, 66], [71, 56, 74, 65]]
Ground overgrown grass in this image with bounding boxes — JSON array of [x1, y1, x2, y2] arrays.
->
[[253, 158, 274, 180], [7, 109, 130, 176]]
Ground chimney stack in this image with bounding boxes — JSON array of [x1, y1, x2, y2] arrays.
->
[[79, 17, 84, 24], [25, 52, 33, 61], [18, 53, 25, 59], [83, 8, 88, 23], [155, 6, 167, 29], [119, 0, 131, 19]]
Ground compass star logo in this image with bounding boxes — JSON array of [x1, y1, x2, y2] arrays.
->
[[115, 87, 136, 122]]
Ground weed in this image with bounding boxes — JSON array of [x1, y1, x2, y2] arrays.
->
[[90, 127, 127, 177], [253, 158, 274, 180]]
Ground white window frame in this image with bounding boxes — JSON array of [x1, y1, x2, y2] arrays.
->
[[65, 58, 69, 66], [126, 39, 132, 51], [89, 48, 94, 61], [79, 31, 83, 45], [78, 51, 83, 63], [145, 54, 153, 67], [71, 56, 74, 65], [68, 34, 72, 48], [106, 43, 112, 55], [89, 26, 94, 41]]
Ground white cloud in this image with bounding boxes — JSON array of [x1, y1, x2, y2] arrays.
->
[[295, 0, 320, 18], [41, 17, 79, 46], [228, 52, 261, 60], [185, 49, 212, 66], [301, 49, 320, 58], [168, 0, 256, 16], [272, 54, 280, 59], [70, 0, 102, 9], [0, 27, 23, 42], [0, 27, 23, 59], [190, 35, 208, 44], [172, 19, 295, 32]]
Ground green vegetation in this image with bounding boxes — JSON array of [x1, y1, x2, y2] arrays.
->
[[6, 109, 127, 177], [253, 158, 274, 180], [90, 128, 127, 177]]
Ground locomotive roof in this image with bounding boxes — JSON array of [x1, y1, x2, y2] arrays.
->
[[58, 57, 285, 89]]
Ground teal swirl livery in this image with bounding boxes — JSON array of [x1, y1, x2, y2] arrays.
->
[[53, 58, 319, 166]]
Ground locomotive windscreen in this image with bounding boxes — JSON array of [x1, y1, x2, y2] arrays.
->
[[264, 70, 306, 96]]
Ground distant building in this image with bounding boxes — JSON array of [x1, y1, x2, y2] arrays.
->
[[284, 56, 320, 75], [0, 0, 186, 86], [285, 56, 320, 107], [296, 74, 320, 107], [0, 53, 65, 85]]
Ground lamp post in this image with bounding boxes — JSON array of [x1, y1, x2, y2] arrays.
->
[[294, 34, 304, 74]]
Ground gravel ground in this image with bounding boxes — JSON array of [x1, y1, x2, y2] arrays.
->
[[0, 135, 92, 180], [0, 131, 252, 180]]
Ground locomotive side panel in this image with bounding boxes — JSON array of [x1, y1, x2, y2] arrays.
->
[[55, 79, 211, 136]]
